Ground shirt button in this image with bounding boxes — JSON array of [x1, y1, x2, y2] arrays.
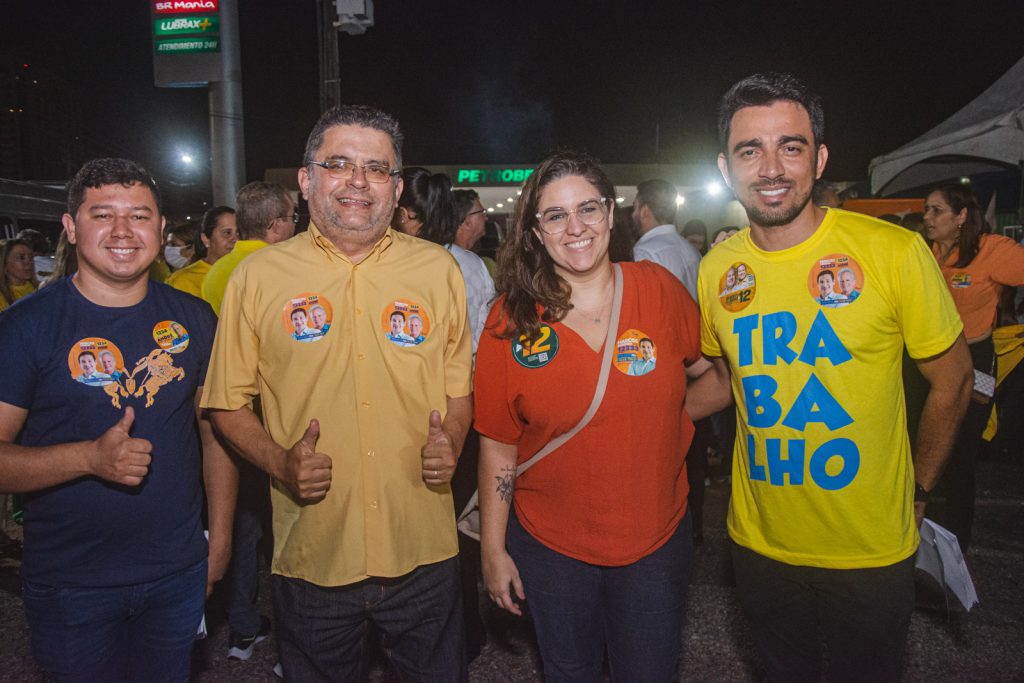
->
[[357, 353, 366, 361], [369, 500, 378, 509], [355, 307, 362, 315], [367, 449, 375, 457], [361, 400, 371, 408]]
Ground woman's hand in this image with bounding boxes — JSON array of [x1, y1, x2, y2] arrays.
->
[[483, 546, 526, 616]]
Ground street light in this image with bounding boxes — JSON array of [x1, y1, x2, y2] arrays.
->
[[706, 181, 722, 196]]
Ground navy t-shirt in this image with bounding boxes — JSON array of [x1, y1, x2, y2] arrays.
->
[[0, 277, 217, 587]]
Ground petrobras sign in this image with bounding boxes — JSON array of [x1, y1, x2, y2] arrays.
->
[[153, 0, 219, 14]]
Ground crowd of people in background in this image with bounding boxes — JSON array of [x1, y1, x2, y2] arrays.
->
[[1, 71, 1023, 683]]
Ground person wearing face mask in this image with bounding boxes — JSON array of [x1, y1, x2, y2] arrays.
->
[[152, 221, 196, 283], [166, 207, 238, 298], [0, 238, 38, 311]]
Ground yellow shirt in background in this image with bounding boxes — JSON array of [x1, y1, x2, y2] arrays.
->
[[201, 240, 268, 316], [0, 281, 36, 311], [201, 225, 472, 586], [699, 210, 962, 569], [165, 259, 211, 298], [148, 260, 170, 283]]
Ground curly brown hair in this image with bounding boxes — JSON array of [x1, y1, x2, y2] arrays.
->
[[493, 151, 615, 342]]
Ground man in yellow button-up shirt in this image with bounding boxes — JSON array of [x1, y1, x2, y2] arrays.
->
[[203, 105, 472, 681]]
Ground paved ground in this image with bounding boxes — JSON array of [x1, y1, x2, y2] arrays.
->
[[1, 451, 1021, 682]]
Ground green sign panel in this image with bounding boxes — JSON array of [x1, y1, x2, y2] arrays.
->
[[154, 15, 219, 36], [457, 168, 534, 185], [155, 37, 220, 53]]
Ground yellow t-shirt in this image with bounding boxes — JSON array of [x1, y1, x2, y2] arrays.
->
[[0, 281, 37, 311], [201, 225, 472, 586], [149, 259, 171, 283], [201, 240, 268, 316], [698, 209, 963, 569], [165, 259, 211, 298]]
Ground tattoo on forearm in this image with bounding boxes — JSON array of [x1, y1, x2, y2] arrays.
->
[[495, 465, 516, 504]]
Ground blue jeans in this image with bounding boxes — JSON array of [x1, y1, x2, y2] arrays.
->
[[507, 510, 693, 683], [22, 558, 207, 682], [224, 461, 268, 636], [272, 557, 467, 682]]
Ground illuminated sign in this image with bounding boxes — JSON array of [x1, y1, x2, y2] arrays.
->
[[154, 15, 218, 36], [456, 168, 534, 185], [155, 37, 220, 54], [153, 0, 219, 14]]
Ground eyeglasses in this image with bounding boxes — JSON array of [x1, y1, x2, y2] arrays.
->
[[536, 198, 611, 235], [276, 213, 306, 226], [307, 159, 400, 184], [465, 208, 486, 218]]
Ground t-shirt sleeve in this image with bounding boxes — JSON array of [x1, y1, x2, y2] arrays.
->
[[988, 235, 1024, 287], [473, 301, 522, 445], [444, 262, 473, 398], [200, 267, 261, 410], [192, 300, 218, 387], [649, 262, 700, 365], [897, 236, 964, 359], [697, 261, 723, 357], [0, 307, 38, 409]]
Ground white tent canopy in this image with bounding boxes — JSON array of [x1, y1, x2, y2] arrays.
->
[[869, 56, 1024, 195]]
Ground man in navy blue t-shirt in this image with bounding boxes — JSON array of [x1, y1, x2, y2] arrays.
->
[[0, 158, 237, 682]]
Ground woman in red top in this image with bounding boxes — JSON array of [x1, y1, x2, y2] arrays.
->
[[925, 183, 1024, 551], [474, 152, 725, 682]]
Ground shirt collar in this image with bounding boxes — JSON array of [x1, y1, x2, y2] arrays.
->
[[306, 221, 394, 264]]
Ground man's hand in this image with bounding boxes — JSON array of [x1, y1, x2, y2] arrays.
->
[[421, 410, 457, 486], [88, 407, 152, 486], [206, 532, 231, 598], [279, 419, 332, 503]]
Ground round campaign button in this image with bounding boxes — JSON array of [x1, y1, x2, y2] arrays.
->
[[718, 261, 756, 312], [807, 254, 864, 308], [512, 325, 559, 369], [153, 320, 190, 353], [282, 293, 334, 343], [67, 337, 125, 387], [380, 299, 432, 347], [614, 328, 657, 377]]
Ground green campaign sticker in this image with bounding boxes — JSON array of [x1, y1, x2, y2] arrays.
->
[[512, 325, 559, 369]]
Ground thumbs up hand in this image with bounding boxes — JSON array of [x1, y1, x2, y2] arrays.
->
[[421, 409, 456, 486], [280, 419, 333, 503], [89, 406, 153, 486]]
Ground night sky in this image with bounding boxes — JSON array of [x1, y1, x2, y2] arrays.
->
[[7, 0, 1024, 206]]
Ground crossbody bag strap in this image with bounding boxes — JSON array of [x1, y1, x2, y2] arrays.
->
[[515, 263, 623, 476]]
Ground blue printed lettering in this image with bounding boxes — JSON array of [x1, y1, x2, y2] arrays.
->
[[762, 312, 798, 365], [742, 375, 782, 428], [808, 438, 859, 490], [798, 310, 853, 367], [781, 373, 854, 431], [746, 433, 766, 482], [766, 438, 804, 486], [734, 314, 759, 367]]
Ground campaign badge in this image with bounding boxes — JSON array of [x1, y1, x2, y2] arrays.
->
[[153, 320, 190, 353], [380, 299, 431, 347], [807, 254, 864, 308], [282, 293, 334, 343], [512, 325, 559, 369], [614, 328, 656, 377], [718, 261, 756, 312], [68, 337, 125, 387], [950, 273, 971, 289]]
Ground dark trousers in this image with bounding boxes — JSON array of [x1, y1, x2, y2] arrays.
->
[[933, 336, 995, 552], [507, 510, 693, 683], [272, 558, 467, 683], [731, 543, 914, 683], [22, 559, 206, 682], [224, 460, 268, 636]]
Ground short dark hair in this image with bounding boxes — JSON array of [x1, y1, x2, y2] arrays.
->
[[67, 158, 162, 217], [640, 337, 653, 346], [818, 269, 835, 282], [78, 350, 96, 362], [681, 219, 707, 238], [390, 310, 405, 321], [398, 168, 458, 246], [718, 73, 824, 152], [235, 182, 291, 240], [201, 206, 235, 239], [453, 189, 480, 224], [304, 104, 403, 169], [634, 179, 678, 225]]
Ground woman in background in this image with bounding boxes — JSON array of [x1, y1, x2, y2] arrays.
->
[[166, 207, 237, 297], [925, 182, 1024, 551], [0, 238, 37, 311]]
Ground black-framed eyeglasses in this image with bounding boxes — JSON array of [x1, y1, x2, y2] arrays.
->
[[306, 159, 400, 184], [278, 213, 306, 226], [536, 198, 611, 235], [466, 208, 487, 218]]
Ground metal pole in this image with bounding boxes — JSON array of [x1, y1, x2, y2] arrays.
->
[[318, 0, 341, 111], [209, 0, 245, 206]]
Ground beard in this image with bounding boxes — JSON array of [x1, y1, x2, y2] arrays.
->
[[741, 181, 814, 228]]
